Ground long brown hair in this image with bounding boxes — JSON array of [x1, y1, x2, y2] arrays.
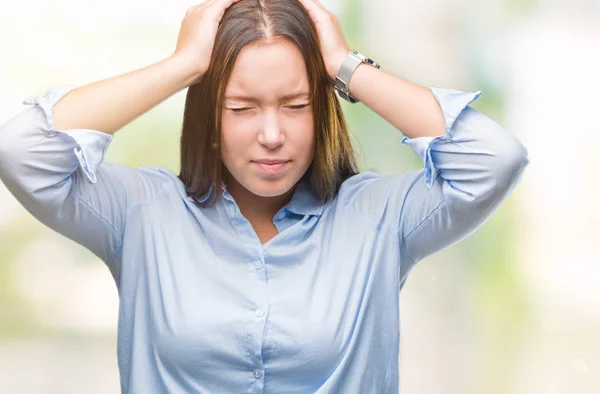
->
[[177, 0, 360, 207]]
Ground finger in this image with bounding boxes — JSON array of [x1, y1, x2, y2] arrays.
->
[[312, 0, 329, 11], [208, 0, 243, 10], [193, 0, 215, 9], [300, 0, 329, 11], [185, 0, 214, 16], [298, 0, 323, 6], [296, 0, 330, 22], [204, 0, 243, 22]]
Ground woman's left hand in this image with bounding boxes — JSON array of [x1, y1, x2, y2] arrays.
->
[[297, 0, 350, 82]]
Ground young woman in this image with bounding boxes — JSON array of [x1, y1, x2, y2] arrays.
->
[[0, 0, 529, 392]]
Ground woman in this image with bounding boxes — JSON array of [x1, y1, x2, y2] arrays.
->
[[0, 0, 529, 392]]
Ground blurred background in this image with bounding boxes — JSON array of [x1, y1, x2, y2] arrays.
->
[[0, 0, 598, 393]]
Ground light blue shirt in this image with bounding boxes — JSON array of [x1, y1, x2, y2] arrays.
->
[[0, 84, 528, 393]]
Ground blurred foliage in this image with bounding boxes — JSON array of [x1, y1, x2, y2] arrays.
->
[[0, 219, 45, 338], [503, 0, 540, 14], [107, 110, 181, 172]]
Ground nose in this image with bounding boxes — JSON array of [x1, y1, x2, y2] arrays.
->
[[257, 109, 285, 149]]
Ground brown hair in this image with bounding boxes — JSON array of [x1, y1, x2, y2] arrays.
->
[[177, 0, 360, 208]]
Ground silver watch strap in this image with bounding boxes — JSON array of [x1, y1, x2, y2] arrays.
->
[[335, 52, 364, 103]]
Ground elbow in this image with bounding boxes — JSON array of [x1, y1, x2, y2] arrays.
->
[[483, 136, 529, 203], [0, 117, 15, 162], [440, 108, 529, 206], [0, 107, 42, 168], [498, 136, 529, 182], [0, 118, 23, 182]]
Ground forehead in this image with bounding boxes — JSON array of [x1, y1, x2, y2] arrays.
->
[[225, 38, 310, 101]]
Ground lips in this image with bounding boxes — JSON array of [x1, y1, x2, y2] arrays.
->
[[253, 161, 289, 175], [254, 160, 288, 165]]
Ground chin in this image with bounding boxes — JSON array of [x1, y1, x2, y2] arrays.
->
[[246, 170, 303, 195], [249, 180, 292, 197]]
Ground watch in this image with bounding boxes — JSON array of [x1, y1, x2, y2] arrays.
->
[[334, 50, 381, 104]]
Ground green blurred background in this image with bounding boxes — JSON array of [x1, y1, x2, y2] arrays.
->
[[1, 0, 599, 393]]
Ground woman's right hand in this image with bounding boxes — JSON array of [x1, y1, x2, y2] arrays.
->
[[172, 0, 243, 83]]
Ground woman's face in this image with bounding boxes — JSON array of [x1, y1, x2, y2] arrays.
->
[[220, 38, 315, 200]]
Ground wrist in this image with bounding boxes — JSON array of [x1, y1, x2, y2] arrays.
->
[[333, 50, 381, 104], [327, 50, 351, 82], [168, 53, 206, 86]]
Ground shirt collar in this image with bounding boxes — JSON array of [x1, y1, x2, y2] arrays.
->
[[198, 175, 326, 217], [283, 175, 326, 217]]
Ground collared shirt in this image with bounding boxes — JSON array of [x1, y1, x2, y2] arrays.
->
[[0, 84, 528, 393]]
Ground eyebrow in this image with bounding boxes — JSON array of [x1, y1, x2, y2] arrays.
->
[[224, 92, 310, 103]]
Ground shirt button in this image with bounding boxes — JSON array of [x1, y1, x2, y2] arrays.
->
[[256, 308, 265, 317], [254, 261, 262, 270], [276, 212, 286, 220], [253, 369, 263, 379]]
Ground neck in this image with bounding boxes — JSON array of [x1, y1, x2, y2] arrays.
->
[[223, 172, 296, 223]]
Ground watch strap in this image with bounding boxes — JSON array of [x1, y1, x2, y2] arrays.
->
[[334, 52, 363, 103], [334, 50, 381, 104]]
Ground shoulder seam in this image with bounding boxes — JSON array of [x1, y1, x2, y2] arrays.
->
[[105, 237, 124, 268], [402, 199, 447, 240], [73, 191, 121, 238], [73, 191, 124, 264]]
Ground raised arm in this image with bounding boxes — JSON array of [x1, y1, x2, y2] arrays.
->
[[51, 55, 197, 135], [297, 0, 529, 291], [0, 1, 240, 281], [342, 86, 529, 290], [50, 0, 245, 134], [0, 53, 196, 271]]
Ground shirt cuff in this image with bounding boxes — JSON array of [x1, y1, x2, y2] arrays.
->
[[22, 85, 113, 183], [401, 87, 482, 187]]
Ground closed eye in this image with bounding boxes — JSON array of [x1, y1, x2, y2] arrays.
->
[[287, 104, 310, 110], [228, 104, 310, 113]]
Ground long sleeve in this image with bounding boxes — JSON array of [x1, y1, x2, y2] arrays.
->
[[0, 85, 165, 281], [342, 87, 529, 289]]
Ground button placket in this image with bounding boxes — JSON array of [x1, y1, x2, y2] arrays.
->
[[247, 253, 267, 386]]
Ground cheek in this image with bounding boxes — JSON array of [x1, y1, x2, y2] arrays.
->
[[220, 128, 236, 161], [292, 129, 316, 162], [220, 121, 253, 155]]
